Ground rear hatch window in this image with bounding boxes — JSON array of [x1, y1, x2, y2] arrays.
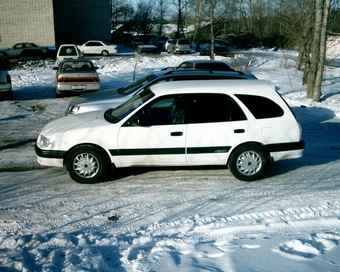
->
[[178, 39, 190, 45]]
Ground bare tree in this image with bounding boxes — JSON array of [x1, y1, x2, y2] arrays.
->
[[207, 0, 220, 59], [276, 0, 314, 84], [307, 0, 331, 101], [155, 0, 168, 35], [191, 0, 205, 51], [237, 0, 271, 36], [132, 0, 157, 35], [171, 0, 190, 38], [111, 0, 134, 27]]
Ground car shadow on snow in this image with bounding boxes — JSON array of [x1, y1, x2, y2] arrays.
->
[[107, 165, 231, 183], [266, 105, 340, 178], [12, 84, 56, 100]]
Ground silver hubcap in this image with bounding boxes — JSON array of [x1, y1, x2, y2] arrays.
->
[[236, 151, 262, 176], [73, 153, 99, 178]]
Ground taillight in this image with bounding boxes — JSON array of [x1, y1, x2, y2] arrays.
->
[[58, 76, 99, 83]]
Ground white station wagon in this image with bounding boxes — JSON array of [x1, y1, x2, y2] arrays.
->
[[35, 80, 305, 183]]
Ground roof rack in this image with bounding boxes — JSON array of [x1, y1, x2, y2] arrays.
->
[[162, 69, 250, 76]]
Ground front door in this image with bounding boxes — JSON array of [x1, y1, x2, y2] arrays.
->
[[117, 95, 187, 166]]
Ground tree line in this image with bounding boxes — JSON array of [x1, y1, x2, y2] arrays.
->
[[111, 0, 340, 102]]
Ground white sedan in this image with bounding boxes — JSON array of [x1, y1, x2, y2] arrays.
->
[[78, 40, 117, 56]]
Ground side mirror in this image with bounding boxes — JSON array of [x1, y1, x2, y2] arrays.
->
[[124, 116, 140, 126]]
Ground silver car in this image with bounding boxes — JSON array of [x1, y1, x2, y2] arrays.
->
[[54, 59, 100, 97], [167, 39, 191, 54], [65, 69, 258, 115]]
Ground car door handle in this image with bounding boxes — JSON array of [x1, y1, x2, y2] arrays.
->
[[171, 132, 183, 136], [234, 129, 245, 133]]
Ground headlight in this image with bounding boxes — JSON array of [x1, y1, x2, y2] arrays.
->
[[40, 135, 54, 148]]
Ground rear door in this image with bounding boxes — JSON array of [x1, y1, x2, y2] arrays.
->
[[185, 94, 248, 165]]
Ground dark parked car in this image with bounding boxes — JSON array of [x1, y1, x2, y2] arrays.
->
[[0, 54, 12, 100], [200, 45, 235, 57], [156, 36, 168, 50], [0, 52, 9, 68], [17, 48, 44, 64], [247, 37, 282, 50], [130, 38, 144, 48], [136, 45, 159, 55], [175, 60, 235, 71], [0, 43, 49, 60]]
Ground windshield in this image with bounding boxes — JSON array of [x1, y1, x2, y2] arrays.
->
[[105, 87, 155, 123], [119, 73, 157, 95]]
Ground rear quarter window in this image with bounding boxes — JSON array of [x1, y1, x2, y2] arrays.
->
[[187, 94, 246, 123], [235, 94, 284, 119]]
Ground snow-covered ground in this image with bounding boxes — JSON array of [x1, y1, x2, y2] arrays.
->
[[0, 48, 340, 271]]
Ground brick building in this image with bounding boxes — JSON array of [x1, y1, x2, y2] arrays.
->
[[0, 0, 111, 48]]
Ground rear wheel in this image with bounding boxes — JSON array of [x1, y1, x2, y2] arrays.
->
[[66, 145, 110, 183], [101, 50, 109, 56], [228, 143, 267, 181]]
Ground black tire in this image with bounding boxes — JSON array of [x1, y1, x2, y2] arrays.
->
[[56, 87, 63, 98], [101, 50, 109, 56], [228, 143, 267, 181], [66, 145, 110, 184]]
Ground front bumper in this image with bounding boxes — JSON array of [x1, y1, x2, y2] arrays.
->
[[35, 143, 66, 167]]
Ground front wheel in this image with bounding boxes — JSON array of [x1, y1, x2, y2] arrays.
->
[[66, 145, 110, 183], [228, 143, 267, 181]]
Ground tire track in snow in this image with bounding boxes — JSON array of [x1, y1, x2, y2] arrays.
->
[[190, 202, 340, 239]]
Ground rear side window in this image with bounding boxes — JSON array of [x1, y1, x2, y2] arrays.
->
[[86, 42, 100, 46], [187, 94, 246, 123], [235, 94, 284, 119]]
